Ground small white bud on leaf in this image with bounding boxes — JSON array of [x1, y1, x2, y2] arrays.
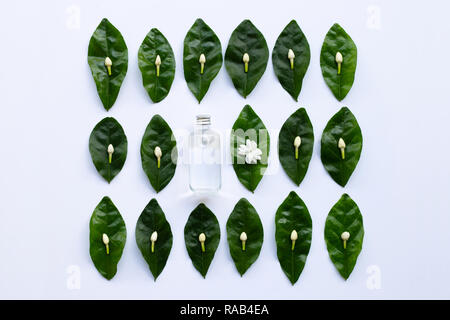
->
[[290, 230, 298, 251], [341, 231, 350, 249], [288, 49, 295, 69], [102, 233, 110, 255], [294, 136, 301, 159], [335, 52, 343, 74], [107, 144, 114, 164], [104, 57, 112, 76], [150, 231, 158, 253], [199, 53, 206, 74], [154, 146, 162, 168], [240, 232, 247, 251], [338, 138, 346, 160], [243, 53, 250, 73], [199, 233, 206, 252], [155, 55, 161, 77]]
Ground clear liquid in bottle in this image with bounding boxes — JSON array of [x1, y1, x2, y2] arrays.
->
[[188, 115, 221, 193]]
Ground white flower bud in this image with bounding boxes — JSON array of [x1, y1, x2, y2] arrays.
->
[[155, 55, 161, 77], [107, 144, 114, 154], [243, 53, 250, 73], [288, 49, 295, 60], [199, 53, 206, 74], [341, 231, 350, 249], [338, 138, 346, 160], [107, 144, 114, 164], [294, 136, 301, 159], [341, 231, 350, 241], [105, 57, 112, 67], [102, 233, 110, 255], [290, 230, 298, 251], [105, 57, 112, 76], [102, 233, 109, 245], [199, 232, 206, 252], [155, 55, 161, 66], [240, 232, 247, 251], [154, 146, 162, 168], [290, 230, 298, 241], [288, 49, 295, 69], [154, 146, 162, 158], [335, 52, 343, 74], [150, 231, 158, 253]]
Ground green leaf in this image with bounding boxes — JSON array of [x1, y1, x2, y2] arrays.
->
[[272, 20, 310, 101], [231, 105, 270, 192], [89, 196, 127, 280], [225, 20, 269, 98], [88, 18, 128, 110], [89, 117, 127, 183], [275, 192, 312, 285], [141, 115, 177, 193], [278, 108, 314, 186], [183, 18, 223, 103], [320, 23, 357, 101], [138, 28, 175, 103], [226, 198, 263, 276], [324, 194, 364, 280], [135, 199, 173, 280], [184, 203, 220, 278], [321, 107, 362, 187]]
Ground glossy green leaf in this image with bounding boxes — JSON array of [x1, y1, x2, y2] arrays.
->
[[272, 20, 310, 101], [225, 20, 269, 98], [184, 203, 220, 278], [231, 105, 270, 192], [278, 108, 314, 186], [89, 196, 126, 280], [88, 18, 128, 110], [275, 191, 312, 285], [325, 194, 364, 280], [135, 199, 173, 280], [183, 18, 223, 103], [89, 117, 127, 183], [141, 115, 177, 193], [138, 28, 175, 103], [321, 107, 362, 187], [226, 198, 263, 276], [320, 23, 357, 101]]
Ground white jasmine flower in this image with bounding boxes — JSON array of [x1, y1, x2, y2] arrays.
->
[[238, 139, 262, 164]]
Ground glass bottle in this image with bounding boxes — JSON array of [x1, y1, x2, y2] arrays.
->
[[188, 114, 221, 192]]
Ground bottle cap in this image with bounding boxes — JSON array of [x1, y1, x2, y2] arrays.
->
[[196, 114, 211, 125]]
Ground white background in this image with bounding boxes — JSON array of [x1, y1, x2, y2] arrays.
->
[[0, 0, 449, 299]]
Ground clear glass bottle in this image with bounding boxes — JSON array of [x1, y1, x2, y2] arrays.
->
[[188, 115, 221, 192]]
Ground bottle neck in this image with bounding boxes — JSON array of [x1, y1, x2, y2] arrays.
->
[[194, 123, 210, 132]]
